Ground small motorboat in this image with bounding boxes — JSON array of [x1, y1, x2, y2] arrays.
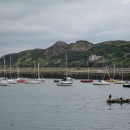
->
[[35, 78, 44, 83], [107, 98, 130, 103], [2, 78, 17, 84], [7, 79, 18, 84], [114, 80, 125, 84], [25, 80, 42, 84], [81, 79, 93, 83], [106, 78, 119, 82], [57, 81, 72, 86], [123, 82, 130, 87], [16, 78, 25, 83], [0, 79, 9, 86], [93, 80, 110, 85]]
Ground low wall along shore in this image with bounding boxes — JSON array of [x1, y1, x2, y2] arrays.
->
[[0, 67, 130, 80]]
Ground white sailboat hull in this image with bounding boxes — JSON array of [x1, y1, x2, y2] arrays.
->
[[57, 81, 72, 86], [93, 80, 110, 85], [8, 79, 17, 84], [25, 80, 41, 84], [35, 79, 44, 82], [0, 80, 9, 86], [57, 54, 73, 86], [114, 81, 125, 84]]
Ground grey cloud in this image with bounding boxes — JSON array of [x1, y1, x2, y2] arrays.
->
[[0, 0, 130, 56]]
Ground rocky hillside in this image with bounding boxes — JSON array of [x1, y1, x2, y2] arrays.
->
[[44, 40, 93, 56], [0, 40, 130, 67]]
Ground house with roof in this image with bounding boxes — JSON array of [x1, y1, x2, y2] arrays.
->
[[88, 54, 103, 61]]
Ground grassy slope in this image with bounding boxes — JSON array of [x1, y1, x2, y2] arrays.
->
[[0, 41, 130, 67]]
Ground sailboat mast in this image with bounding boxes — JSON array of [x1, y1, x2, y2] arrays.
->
[[10, 54, 11, 78], [113, 62, 115, 79], [38, 61, 40, 79], [106, 65, 110, 79], [87, 61, 89, 79], [121, 61, 123, 80], [103, 56, 105, 79], [4, 58, 5, 77], [17, 60, 19, 78], [66, 53, 67, 78], [34, 61, 35, 78]]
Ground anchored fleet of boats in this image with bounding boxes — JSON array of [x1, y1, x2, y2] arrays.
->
[[1, 54, 130, 105], [1, 76, 129, 87]]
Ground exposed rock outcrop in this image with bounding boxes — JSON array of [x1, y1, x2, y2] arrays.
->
[[44, 40, 93, 56]]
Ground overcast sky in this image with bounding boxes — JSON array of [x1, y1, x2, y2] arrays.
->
[[0, 0, 130, 57]]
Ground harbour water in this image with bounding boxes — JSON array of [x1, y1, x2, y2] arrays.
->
[[0, 79, 130, 130]]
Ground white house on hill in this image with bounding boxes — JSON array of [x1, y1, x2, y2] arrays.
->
[[88, 54, 102, 61]]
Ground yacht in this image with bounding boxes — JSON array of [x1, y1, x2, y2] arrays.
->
[[57, 53, 73, 86], [93, 80, 110, 85], [0, 79, 9, 86]]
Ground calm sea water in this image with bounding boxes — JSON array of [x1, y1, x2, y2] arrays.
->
[[0, 79, 130, 130]]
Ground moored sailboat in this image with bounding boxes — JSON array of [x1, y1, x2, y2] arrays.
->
[[123, 82, 130, 87], [2, 56, 17, 84], [57, 53, 73, 86], [57, 81, 72, 86], [93, 80, 110, 85], [114, 61, 125, 84], [81, 61, 93, 83], [25, 79, 42, 84], [15, 59, 25, 83], [8, 55, 17, 84], [105, 62, 118, 83], [0, 79, 9, 86], [35, 61, 44, 83]]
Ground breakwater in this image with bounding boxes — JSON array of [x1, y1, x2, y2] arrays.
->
[[0, 71, 130, 80]]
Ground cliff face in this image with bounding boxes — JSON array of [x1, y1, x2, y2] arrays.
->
[[44, 41, 68, 56], [69, 40, 93, 51], [44, 40, 93, 56]]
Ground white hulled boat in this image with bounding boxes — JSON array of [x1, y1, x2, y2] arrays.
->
[[8, 55, 17, 84], [81, 61, 93, 83], [0, 79, 9, 86], [115, 62, 125, 84], [114, 80, 125, 84], [93, 80, 110, 85], [4, 78, 17, 84], [57, 81, 72, 86], [57, 53, 73, 86], [15, 59, 25, 83], [35, 62, 44, 83], [25, 80, 41, 84]]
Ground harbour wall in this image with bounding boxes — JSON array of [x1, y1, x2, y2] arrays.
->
[[0, 71, 130, 80]]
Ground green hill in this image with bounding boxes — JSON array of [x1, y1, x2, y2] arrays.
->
[[0, 40, 130, 68]]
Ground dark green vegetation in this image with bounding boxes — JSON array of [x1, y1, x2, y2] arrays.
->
[[0, 40, 130, 68]]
